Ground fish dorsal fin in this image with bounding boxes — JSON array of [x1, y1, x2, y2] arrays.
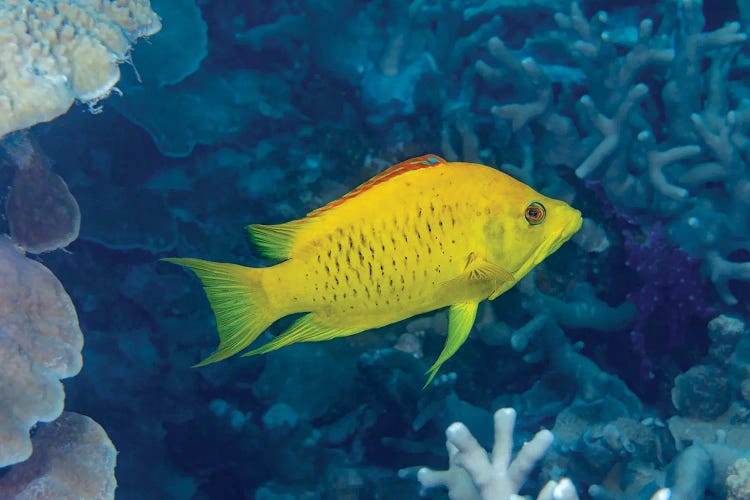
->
[[246, 221, 305, 261], [247, 155, 448, 260], [305, 154, 449, 218]]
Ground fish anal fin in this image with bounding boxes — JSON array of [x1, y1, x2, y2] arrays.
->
[[424, 302, 479, 387], [246, 221, 307, 261], [241, 314, 359, 356]]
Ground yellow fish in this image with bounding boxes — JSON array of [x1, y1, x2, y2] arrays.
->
[[165, 155, 582, 385]]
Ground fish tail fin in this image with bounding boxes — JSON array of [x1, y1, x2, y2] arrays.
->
[[162, 257, 275, 366]]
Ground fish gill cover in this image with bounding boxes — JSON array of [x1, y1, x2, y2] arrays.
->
[[1, 0, 750, 499]]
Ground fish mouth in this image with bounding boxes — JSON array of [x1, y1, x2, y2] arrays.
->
[[563, 210, 583, 239], [546, 209, 583, 256]]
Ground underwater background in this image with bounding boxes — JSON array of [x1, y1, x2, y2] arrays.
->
[[2, 0, 750, 498]]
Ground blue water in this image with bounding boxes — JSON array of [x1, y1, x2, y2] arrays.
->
[[2, 0, 750, 499]]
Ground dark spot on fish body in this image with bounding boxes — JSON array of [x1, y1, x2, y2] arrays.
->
[[376, 283, 382, 295], [337, 241, 342, 252], [325, 264, 330, 274], [335, 276, 339, 285], [327, 249, 332, 258], [333, 293, 337, 301]]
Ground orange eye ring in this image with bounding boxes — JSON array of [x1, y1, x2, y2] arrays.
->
[[525, 202, 546, 225]]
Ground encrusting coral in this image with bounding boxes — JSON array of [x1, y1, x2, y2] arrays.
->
[[0, 0, 161, 138], [0, 236, 83, 468]]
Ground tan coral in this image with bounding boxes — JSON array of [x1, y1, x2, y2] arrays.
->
[[727, 458, 750, 500], [0, 236, 84, 468], [0, 0, 161, 138]]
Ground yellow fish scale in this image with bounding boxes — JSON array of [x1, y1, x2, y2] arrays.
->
[[271, 170, 493, 327], [164, 155, 582, 386]]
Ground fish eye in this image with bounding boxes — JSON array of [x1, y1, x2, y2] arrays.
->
[[525, 202, 546, 225]]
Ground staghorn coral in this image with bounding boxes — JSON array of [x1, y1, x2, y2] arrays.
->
[[0, 236, 83, 468], [474, 0, 750, 303], [409, 407, 577, 499], [0, 412, 117, 500], [0, 0, 161, 138]]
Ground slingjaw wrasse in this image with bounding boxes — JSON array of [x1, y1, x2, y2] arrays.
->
[[164, 155, 582, 386]]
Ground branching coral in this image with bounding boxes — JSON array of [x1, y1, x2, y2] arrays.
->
[[472, 0, 750, 303], [412, 407, 577, 499]]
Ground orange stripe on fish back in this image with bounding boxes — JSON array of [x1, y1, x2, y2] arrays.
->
[[306, 155, 448, 218]]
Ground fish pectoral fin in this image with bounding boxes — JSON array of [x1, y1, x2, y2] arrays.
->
[[424, 302, 479, 387], [463, 253, 515, 282], [246, 220, 307, 261], [442, 255, 515, 294], [241, 313, 358, 356]]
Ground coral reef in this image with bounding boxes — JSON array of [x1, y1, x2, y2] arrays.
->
[[0, 0, 161, 137], [4, 0, 750, 498], [0, 412, 117, 499], [0, 236, 82, 468]]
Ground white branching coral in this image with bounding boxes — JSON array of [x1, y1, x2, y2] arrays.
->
[[0, 0, 162, 138], [414, 408, 578, 500]]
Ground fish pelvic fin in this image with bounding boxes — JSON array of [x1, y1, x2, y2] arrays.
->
[[424, 302, 479, 388], [162, 257, 275, 366], [242, 313, 359, 356]]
